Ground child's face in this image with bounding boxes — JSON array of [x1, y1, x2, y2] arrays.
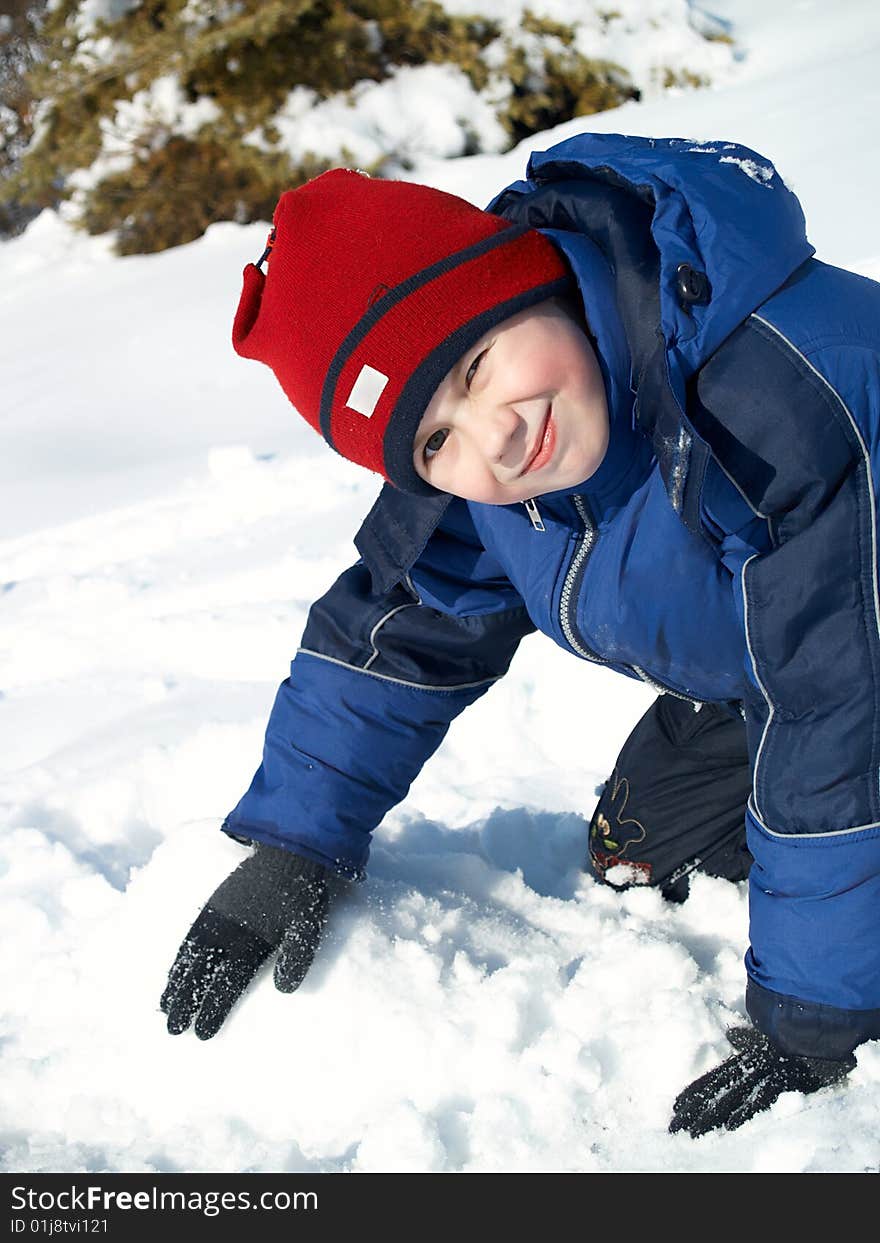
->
[[412, 298, 609, 503]]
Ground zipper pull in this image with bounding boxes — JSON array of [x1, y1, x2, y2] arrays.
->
[[523, 498, 545, 532]]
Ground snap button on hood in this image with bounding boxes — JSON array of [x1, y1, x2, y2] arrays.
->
[[676, 263, 711, 306]]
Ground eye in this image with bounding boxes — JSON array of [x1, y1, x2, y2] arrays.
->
[[466, 348, 487, 389], [423, 428, 449, 461]]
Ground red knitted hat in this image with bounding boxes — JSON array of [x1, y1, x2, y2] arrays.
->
[[232, 168, 571, 494]]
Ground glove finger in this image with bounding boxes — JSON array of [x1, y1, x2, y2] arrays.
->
[[672, 1049, 751, 1115], [160, 938, 202, 1013], [723, 1069, 789, 1132], [669, 1086, 735, 1138], [193, 947, 270, 1040], [274, 890, 329, 993], [687, 1064, 776, 1137], [165, 953, 220, 1036], [670, 1056, 764, 1137]]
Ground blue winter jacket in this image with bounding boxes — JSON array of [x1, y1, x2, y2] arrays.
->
[[224, 134, 880, 1062]]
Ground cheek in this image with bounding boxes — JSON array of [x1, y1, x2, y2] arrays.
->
[[508, 346, 561, 394], [521, 319, 594, 384], [561, 337, 602, 393], [428, 448, 505, 504]]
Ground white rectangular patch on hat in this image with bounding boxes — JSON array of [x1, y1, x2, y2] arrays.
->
[[345, 364, 389, 418]]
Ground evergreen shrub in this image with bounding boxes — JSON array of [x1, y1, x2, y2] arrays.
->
[[1, 0, 734, 253]]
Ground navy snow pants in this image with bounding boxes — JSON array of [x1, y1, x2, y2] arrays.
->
[[588, 696, 753, 902]]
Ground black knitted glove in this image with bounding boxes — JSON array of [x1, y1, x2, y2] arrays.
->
[[160, 843, 330, 1039], [669, 1025, 855, 1137]]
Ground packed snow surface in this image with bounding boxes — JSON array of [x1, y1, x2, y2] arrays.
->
[[2, 0, 880, 1173]]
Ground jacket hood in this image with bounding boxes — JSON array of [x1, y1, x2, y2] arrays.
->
[[488, 132, 815, 380], [355, 133, 817, 592]]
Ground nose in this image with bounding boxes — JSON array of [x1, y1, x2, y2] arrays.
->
[[471, 401, 524, 468]]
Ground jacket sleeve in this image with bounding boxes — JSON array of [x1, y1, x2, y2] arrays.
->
[[222, 498, 535, 879], [693, 305, 880, 1059]]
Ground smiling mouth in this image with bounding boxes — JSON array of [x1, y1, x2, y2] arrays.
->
[[522, 407, 555, 476]]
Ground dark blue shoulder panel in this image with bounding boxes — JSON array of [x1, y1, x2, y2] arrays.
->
[[301, 561, 534, 690], [692, 312, 880, 833], [354, 483, 452, 595]]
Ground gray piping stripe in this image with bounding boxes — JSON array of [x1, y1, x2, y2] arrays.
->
[[748, 796, 880, 839], [363, 601, 419, 670], [298, 648, 500, 693], [740, 551, 773, 825], [747, 312, 880, 823]]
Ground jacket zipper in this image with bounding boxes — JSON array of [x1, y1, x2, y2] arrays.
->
[[629, 663, 704, 709], [523, 498, 545, 531], [560, 495, 705, 709], [559, 495, 606, 664]]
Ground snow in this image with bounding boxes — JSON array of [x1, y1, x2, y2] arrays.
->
[[66, 76, 223, 200], [2, 0, 880, 1174], [260, 64, 510, 173], [441, 0, 742, 99], [718, 154, 775, 185], [72, 0, 140, 40]]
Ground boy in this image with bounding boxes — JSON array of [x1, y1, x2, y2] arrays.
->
[[160, 133, 880, 1138]]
